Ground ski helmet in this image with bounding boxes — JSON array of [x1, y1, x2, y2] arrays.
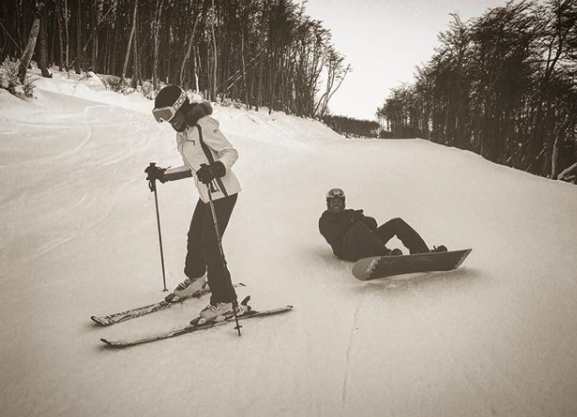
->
[[152, 85, 190, 123], [326, 188, 346, 209]]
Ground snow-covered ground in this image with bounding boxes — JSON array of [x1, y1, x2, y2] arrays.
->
[[1, 69, 577, 417]]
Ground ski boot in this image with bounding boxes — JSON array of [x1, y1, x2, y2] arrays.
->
[[164, 276, 207, 303]]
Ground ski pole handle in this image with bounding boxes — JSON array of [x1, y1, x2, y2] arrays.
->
[[146, 162, 157, 193]]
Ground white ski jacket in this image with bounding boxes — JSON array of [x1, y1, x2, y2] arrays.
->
[[166, 116, 241, 203]]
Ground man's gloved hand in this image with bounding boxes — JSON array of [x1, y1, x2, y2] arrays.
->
[[144, 164, 167, 183], [196, 161, 226, 185], [351, 209, 365, 223]]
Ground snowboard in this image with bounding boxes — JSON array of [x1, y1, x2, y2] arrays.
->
[[352, 248, 472, 281]]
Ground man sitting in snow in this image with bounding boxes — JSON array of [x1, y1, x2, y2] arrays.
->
[[318, 188, 446, 262]]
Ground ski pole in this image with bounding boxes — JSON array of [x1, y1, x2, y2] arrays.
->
[[205, 178, 242, 336], [147, 163, 168, 292]]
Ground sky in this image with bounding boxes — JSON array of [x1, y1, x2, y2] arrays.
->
[[303, 0, 513, 120]]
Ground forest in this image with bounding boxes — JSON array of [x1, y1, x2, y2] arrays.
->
[[322, 115, 381, 138], [0, 0, 350, 117], [377, 0, 577, 181], [2, 0, 576, 182]]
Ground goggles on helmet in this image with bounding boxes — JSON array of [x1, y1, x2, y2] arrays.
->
[[326, 188, 345, 199], [152, 89, 187, 123]]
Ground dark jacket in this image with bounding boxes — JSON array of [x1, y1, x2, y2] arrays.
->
[[319, 209, 377, 257]]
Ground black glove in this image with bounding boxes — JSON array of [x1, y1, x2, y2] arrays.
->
[[144, 164, 167, 183], [196, 161, 226, 185], [351, 209, 365, 223]]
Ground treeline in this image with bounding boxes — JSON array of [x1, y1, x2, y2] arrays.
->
[[322, 115, 380, 138], [0, 0, 350, 117], [377, 0, 577, 180]]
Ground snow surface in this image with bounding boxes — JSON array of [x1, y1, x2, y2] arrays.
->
[[1, 69, 577, 417]]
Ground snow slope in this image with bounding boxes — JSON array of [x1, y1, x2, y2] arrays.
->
[[1, 70, 577, 417]]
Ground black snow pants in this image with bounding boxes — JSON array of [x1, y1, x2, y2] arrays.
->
[[340, 217, 429, 262], [184, 193, 237, 304]]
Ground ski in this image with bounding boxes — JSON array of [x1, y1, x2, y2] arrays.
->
[[100, 302, 293, 348], [91, 283, 245, 326]]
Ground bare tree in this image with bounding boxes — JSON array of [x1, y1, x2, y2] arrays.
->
[[152, 0, 165, 89], [6, 0, 351, 120], [55, 0, 64, 70], [75, 0, 81, 73], [210, 0, 218, 100], [121, 0, 138, 85], [377, 0, 577, 181], [37, 1, 50, 77], [179, 5, 200, 88], [18, 1, 45, 83], [63, 0, 70, 69], [131, 4, 140, 88], [315, 46, 351, 117]]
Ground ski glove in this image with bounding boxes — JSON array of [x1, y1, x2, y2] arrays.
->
[[351, 209, 365, 223], [145, 164, 167, 183], [196, 161, 226, 184]]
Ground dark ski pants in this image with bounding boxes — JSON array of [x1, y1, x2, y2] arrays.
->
[[341, 217, 429, 262], [184, 194, 237, 304]]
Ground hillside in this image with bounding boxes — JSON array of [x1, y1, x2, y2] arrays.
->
[[1, 70, 576, 417]]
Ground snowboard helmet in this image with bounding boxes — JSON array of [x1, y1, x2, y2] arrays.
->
[[326, 188, 346, 209], [153, 85, 191, 123]]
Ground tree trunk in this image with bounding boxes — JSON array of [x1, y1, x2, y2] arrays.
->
[[121, 0, 138, 85], [210, 0, 217, 100], [91, 1, 97, 71], [557, 162, 577, 182], [64, 0, 70, 69], [110, 0, 123, 75], [48, 1, 56, 66], [550, 117, 570, 179], [38, 1, 51, 77], [193, 45, 200, 92], [68, 4, 114, 71], [166, 20, 172, 84], [152, 0, 165, 89], [131, 7, 140, 88], [56, 0, 64, 70], [75, 0, 81, 74], [20, 1, 34, 55], [179, 10, 200, 87], [18, 1, 45, 84], [241, 31, 250, 108], [255, 2, 267, 112]]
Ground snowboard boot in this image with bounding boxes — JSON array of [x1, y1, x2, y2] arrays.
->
[[165, 276, 207, 303], [431, 245, 448, 253]]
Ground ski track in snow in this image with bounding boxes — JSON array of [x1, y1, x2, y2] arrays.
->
[[1, 69, 577, 417], [341, 286, 366, 405]]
